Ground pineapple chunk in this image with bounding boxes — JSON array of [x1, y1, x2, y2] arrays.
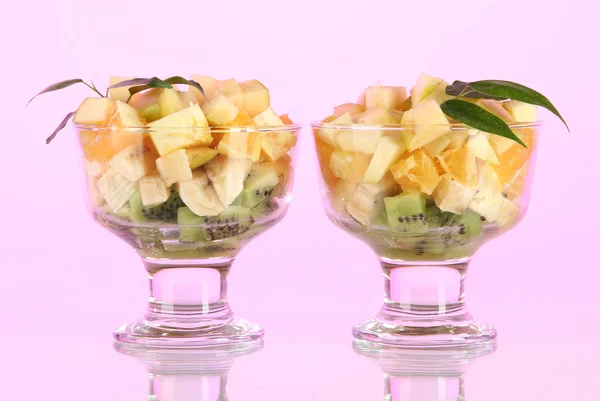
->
[[239, 80, 270, 117], [253, 108, 297, 161], [329, 150, 371, 182], [96, 168, 137, 211], [73, 98, 116, 125], [364, 85, 407, 110], [147, 104, 211, 156], [189, 74, 218, 105], [139, 176, 170, 206], [362, 136, 406, 184], [423, 135, 451, 157], [218, 79, 244, 109], [229, 110, 255, 126], [400, 100, 450, 151], [432, 174, 475, 214], [504, 100, 537, 122], [108, 76, 135, 102], [334, 103, 365, 117], [186, 147, 219, 169], [108, 101, 146, 127], [346, 174, 399, 226], [410, 73, 453, 106], [108, 144, 154, 182], [201, 93, 239, 126], [129, 88, 162, 122], [156, 149, 193, 186], [317, 112, 353, 146], [204, 155, 252, 207], [158, 88, 190, 118], [466, 132, 499, 164], [336, 108, 400, 154], [217, 131, 263, 162], [177, 170, 224, 216]]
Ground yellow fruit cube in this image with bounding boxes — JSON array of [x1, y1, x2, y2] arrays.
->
[[362, 136, 406, 184], [317, 112, 353, 146], [253, 108, 297, 161], [239, 80, 270, 117], [333, 103, 365, 117], [410, 73, 452, 106], [108, 76, 135, 102], [364, 85, 407, 110], [73, 98, 116, 125], [229, 110, 255, 126], [503, 100, 537, 122], [218, 79, 244, 109], [400, 100, 450, 151], [156, 149, 193, 186], [437, 147, 478, 187], [217, 131, 263, 162], [202, 93, 239, 126], [185, 147, 219, 169], [189, 74, 218, 105], [329, 150, 371, 182]]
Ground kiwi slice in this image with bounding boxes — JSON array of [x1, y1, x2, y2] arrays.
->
[[241, 171, 280, 208], [178, 206, 254, 242], [129, 189, 185, 223], [384, 193, 427, 234]]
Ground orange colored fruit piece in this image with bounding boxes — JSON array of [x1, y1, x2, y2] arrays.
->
[[314, 136, 340, 190], [493, 128, 535, 186], [437, 146, 477, 187], [390, 150, 441, 195], [280, 114, 294, 125]]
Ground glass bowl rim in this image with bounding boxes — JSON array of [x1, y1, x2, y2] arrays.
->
[[72, 122, 303, 133], [310, 120, 542, 131]]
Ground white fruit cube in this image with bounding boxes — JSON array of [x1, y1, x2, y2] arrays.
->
[[108, 144, 151, 182], [504, 100, 537, 122], [96, 168, 137, 211], [432, 174, 475, 214], [148, 104, 211, 156], [201, 93, 239, 126], [189, 74, 218, 105], [239, 80, 270, 117], [346, 174, 399, 226], [362, 136, 406, 184], [156, 149, 193, 186], [317, 112, 353, 146], [364, 85, 407, 110], [108, 76, 135, 102], [73, 98, 116, 125], [139, 176, 170, 206], [400, 100, 450, 151], [329, 150, 371, 182], [177, 170, 224, 216], [466, 132, 499, 164], [333, 103, 365, 117], [253, 108, 298, 161]]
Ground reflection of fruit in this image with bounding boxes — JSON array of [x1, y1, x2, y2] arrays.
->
[[390, 150, 441, 195], [401, 100, 450, 151], [437, 146, 477, 187]]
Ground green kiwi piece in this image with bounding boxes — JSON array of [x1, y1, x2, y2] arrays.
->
[[178, 206, 254, 242], [384, 193, 428, 234]]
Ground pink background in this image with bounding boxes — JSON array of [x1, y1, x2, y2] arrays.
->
[[2, 0, 599, 398]]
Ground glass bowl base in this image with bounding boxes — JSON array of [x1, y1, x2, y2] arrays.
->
[[352, 317, 496, 349], [113, 318, 265, 349]]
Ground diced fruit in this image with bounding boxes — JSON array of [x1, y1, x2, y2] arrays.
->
[[85, 160, 107, 207], [138, 176, 170, 206], [239, 80, 270, 117], [466, 132, 499, 164], [346, 174, 399, 226], [447, 132, 469, 149], [423, 135, 451, 157], [329, 150, 371, 182], [467, 162, 504, 223], [362, 136, 406, 184], [204, 155, 252, 207], [495, 197, 520, 227], [410, 73, 452, 106], [279, 114, 293, 125], [178, 206, 253, 242], [364, 85, 408, 109], [108, 101, 146, 127], [147, 104, 211, 156], [129, 189, 184, 222], [477, 99, 514, 122], [330, 179, 357, 212], [476, 99, 524, 156], [108, 144, 155, 182], [241, 171, 279, 208], [251, 154, 292, 197], [253, 108, 297, 161], [201, 93, 239, 126], [504, 100, 537, 122], [186, 147, 218, 169], [493, 128, 534, 186], [73, 98, 116, 125], [432, 174, 475, 214], [218, 79, 244, 109], [334, 103, 365, 117], [156, 149, 193, 186], [503, 161, 529, 200], [129, 88, 163, 122], [177, 170, 224, 216], [336, 108, 400, 154], [384, 193, 427, 234], [354, 107, 401, 124], [229, 110, 255, 126], [96, 168, 138, 211], [430, 209, 483, 244], [314, 138, 340, 189], [396, 175, 421, 193], [400, 100, 450, 151], [189, 75, 218, 105], [158, 88, 191, 118], [322, 114, 337, 123], [390, 150, 441, 195], [217, 131, 263, 162], [108, 76, 135, 102], [317, 112, 353, 146], [437, 146, 477, 187]]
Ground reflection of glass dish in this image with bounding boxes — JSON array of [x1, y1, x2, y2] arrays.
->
[[114, 340, 263, 400], [354, 340, 496, 400]]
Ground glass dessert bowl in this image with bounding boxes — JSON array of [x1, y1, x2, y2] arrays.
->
[[61, 75, 300, 348], [312, 74, 543, 348]]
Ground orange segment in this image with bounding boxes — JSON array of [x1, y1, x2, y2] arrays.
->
[[437, 146, 477, 187], [390, 150, 441, 195], [492, 128, 535, 186]]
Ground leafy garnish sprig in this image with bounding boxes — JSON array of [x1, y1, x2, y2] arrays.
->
[[440, 80, 569, 148], [28, 76, 205, 144]]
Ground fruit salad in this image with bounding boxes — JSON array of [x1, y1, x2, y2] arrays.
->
[[74, 75, 299, 258], [313, 73, 539, 260]]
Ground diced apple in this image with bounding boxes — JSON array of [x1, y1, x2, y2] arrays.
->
[[336, 108, 401, 154], [186, 147, 219, 169], [362, 136, 406, 183], [503, 100, 537, 122], [364, 84, 407, 110], [201, 93, 239, 126], [108, 76, 135, 102], [334, 103, 366, 117], [73, 98, 116, 125], [96, 168, 137, 211], [466, 132, 499, 164], [253, 108, 297, 161], [239, 80, 270, 117], [400, 100, 450, 151], [477, 99, 514, 122], [156, 149, 193, 186], [218, 79, 244, 109], [177, 170, 224, 216], [410, 73, 452, 106], [329, 150, 371, 182], [346, 173, 399, 226], [158, 88, 188, 118], [108, 101, 146, 127], [129, 88, 162, 122], [204, 155, 252, 207], [447, 132, 469, 149], [217, 131, 263, 162], [189, 75, 218, 105], [423, 135, 451, 157], [139, 176, 170, 206], [147, 104, 211, 156], [432, 174, 475, 214], [108, 144, 154, 182], [317, 112, 353, 146]]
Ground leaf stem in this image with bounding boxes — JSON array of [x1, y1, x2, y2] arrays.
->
[[83, 81, 105, 98]]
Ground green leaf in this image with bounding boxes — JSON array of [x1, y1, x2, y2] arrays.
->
[[469, 80, 569, 130], [46, 111, 76, 144], [164, 76, 205, 99], [28, 79, 84, 106], [446, 80, 507, 100], [440, 99, 526, 148], [107, 77, 159, 89]]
